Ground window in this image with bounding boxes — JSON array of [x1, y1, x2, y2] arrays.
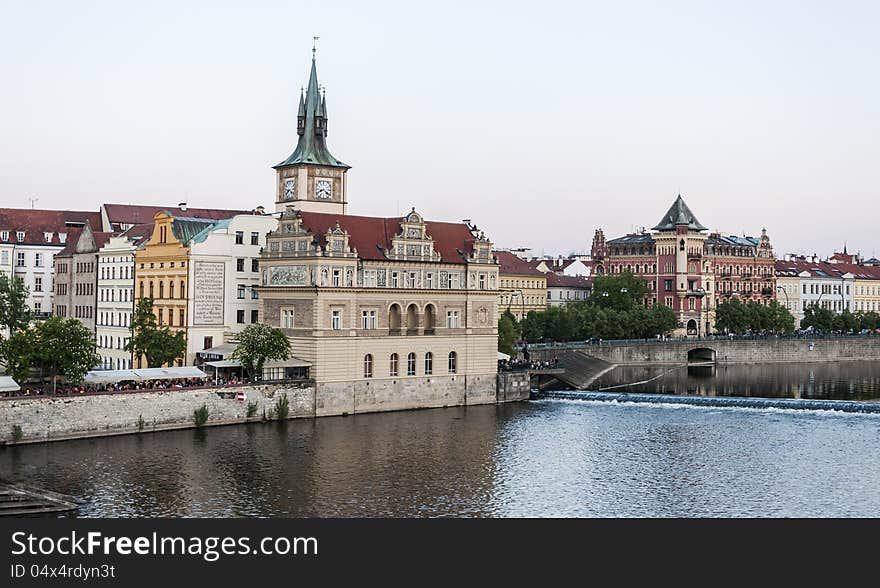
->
[[238, 284, 246, 299], [407, 352, 416, 376], [149, 281, 154, 297], [664, 279, 673, 291], [159, 281, 164, 298], [180, 281, 186, 299], [364, 270, 377, 287], [250, 232, 259, 245], [251, 259, 259, 272], [426, 273, 433, 288], [235, 231, 244, 245], [252, 288, 259, 299], [237, 309, 245, 323], [236, 258, 245, 272], [139, 282, 144, 298], [251, 310, 259, 323], [446, 310, 460, 328], [282, 309, 295, 329], [34, 276, 42, 292], [179, 309, 185, 326], [168, 310, 174, 326], [34, 253, 43, 267], [364, 354, 373, 378], [16, 231, 24, 242], [361, 310, 377, 329], [391, 272, 399, 288], [169, 281, 174, 299], [34, 302, 41, 314], [0, 231, 7, 241], [424, 352, 433, 375], [406, 272, 417, 288], [331, 309, 341, 330], [16, 252, 25, 267], [158, 309, 164, 325], [390, 353, 399, 377], [448, 351, 457, 374], [332, 269, 341, 287], [479, 274, 486, 290], [0, 251, 6, 265]]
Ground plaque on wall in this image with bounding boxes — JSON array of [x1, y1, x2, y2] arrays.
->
[[268, 265, 308, 286], [193, 261, 225, 325]]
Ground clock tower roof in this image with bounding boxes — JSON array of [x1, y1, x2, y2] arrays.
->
[[274, 53, 350, 170]]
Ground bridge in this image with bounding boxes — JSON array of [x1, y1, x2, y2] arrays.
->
[[523, 335, 880, 390]]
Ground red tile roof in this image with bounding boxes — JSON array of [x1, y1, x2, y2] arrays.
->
[[495, 250, 546, 276], [297, 211, 480, 263], [55, 229, 114, 258], [0, 208, 103, 246], [774, 260, 880, 280], [102, 203, 252, 229], [546, 273, 593, 288]]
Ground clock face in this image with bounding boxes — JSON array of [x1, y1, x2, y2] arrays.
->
[[283, 179, 296, 201], [315, 179, 332, 199], [407, 228, 419, 238]]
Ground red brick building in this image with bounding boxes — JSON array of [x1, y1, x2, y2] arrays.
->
[[591, 195, 776, 336]]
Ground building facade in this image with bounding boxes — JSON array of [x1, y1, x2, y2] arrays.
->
[[52, 222, 111, 333], [495, 250, 547, 320], [592, 195, 776, 336], [774, 259, 855, 325], [546, 273, 592, 306], [258, 53, 499, 402]]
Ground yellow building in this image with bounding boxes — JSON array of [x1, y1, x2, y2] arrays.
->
[[494, 250, 547, 320], [851, 266, 880, 314], [133, 212, 212, 366]]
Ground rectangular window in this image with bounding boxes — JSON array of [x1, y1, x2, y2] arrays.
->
[[16, 231, 24, 242], [332, 269, 341, 287], [236, 258, 245, 272], [363, 270, 376, 287], [331, 310, 341, 330], [406, 272, 417, 288], [34, 277, 42, 292], [235, 231, 244, 245], [238, 284, 246, 299], [251, 288, 259, 299], [665, 296, 673, 307], [34, 302, 41, 314], [250, 232, 259, 245], [251, 310, 259, 323], [158, 309, 164, 325], [361, 310, 377, 329], [446, 310, 460, 328], [204, 336, 213, 351], [34, 253, 43, 267], [0, 231, 7, 241], [282, 309, 295, 329], [391, 272, 399, 288], [665, 279, 673, 291], [237, 309, 245, 323], [479, 274, 486, 290], [16, 252, 25, 267], [252, 259, 259, 272], [426, 273, 433, 288]]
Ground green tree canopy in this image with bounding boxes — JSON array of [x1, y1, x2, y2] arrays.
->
[[0, 274, 32, 334], [33, 317, 99, 386], [126, 298, 187, 367], [801, 303, 835, 332], [0, 327, 37, 384], [231, 323, 291, 378], [497, 310, 521, 357], [591, 271, 648, 310]]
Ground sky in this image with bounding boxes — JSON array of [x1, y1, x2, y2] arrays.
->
[[1, 0, 878, 259]]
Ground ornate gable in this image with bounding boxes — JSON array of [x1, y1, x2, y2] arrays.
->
[[387, 208, 442, 262]]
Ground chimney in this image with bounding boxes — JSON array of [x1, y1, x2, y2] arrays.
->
[[255, 206, 265, 215], [179, 202, 187, 212]]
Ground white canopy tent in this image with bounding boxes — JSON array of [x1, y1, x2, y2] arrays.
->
[[84, 367, 207, 385], [0, 375, 21, 393], [498, 351, 511, 361]]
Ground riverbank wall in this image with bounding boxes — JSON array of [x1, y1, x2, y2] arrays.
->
[[0, 372, 530, 445]]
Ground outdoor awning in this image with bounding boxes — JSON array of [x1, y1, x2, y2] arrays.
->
[[84, 367, 207, 384], [204, 360, 242, 368], [205, 358, 311, 369], [196, 342, 239, 358], [0, 376, 20, 393], [498, 352, 511, 361]]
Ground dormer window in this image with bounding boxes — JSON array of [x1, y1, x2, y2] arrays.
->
[[59, 233, 67, 244], [16, 231, 25, 242], [0, 231, 8, 241], [44, 232, 53, 243]]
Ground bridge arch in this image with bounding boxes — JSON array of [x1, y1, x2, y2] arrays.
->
[[687, 347, 717, 364]]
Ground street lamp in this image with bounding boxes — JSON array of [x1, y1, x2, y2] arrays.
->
[[507, 288, 525, 321]]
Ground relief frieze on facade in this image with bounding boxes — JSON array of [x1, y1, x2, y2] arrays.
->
[[268, 265, 309, 286]]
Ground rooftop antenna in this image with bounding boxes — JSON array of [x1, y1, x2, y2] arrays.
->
[[28, 196, 38, 209]]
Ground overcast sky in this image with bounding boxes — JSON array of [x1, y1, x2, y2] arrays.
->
[[2, 1, 878, 259]]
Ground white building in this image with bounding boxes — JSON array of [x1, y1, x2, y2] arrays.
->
[[96, 226, 153, 370], [187, 213, 279, 364], [774, 259, 855, 325], [546, 273, 593, 306], [0, 209, 101, 318]]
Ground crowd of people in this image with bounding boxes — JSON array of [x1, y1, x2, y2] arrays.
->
[[3, 377, 225, 398], [498, 358, 560, 372]]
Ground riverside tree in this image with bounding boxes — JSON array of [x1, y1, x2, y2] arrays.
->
[[231, 323, 291, 379], [713, 299, 796, 334], [0, 274, 32, 334], [33, 317, 99, 387], [126, 297, 186, 367], [497, 310, 522, 357], [0, 328, 37, 384]]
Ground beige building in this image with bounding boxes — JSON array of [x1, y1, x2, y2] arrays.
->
[[258, 53, 500, 406], [495, 250, 547, 320], [53, 221, 111, 332]]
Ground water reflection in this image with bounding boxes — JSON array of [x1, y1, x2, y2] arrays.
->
[[591, 361, 880, 400], [2, 398, 880, 517]]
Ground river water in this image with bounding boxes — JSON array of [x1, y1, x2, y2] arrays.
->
[[3, 363, 880, 517]]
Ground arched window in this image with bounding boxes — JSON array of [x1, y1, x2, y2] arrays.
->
[[390, 353, 399, 377], [448, 351, 457, 374], [407, 352, 416, 376], [406, 304, 419, 332], [149, 281, 154, 297], [180, 281, 186, 299], [158, 281, 164, 299], [424, 304, 436, 333], [364, 354, 373, 379], [389, 304, 401, 332], [169, 281, 175, 299], [424, 352, 433, 375]]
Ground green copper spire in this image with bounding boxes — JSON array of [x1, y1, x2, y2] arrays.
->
[[274, 51, 349, 170], [652, 194, 708, 231]]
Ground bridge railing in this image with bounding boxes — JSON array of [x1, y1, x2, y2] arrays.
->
[[525, 332, 880, 350]]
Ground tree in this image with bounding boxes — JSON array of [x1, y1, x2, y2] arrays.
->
[[591, 271, 648, 311], [126, 298, 187, 367], [832, 309, 858, 333], [231, 323, 291, 379], [0, 328, 37, 384], [801, 303, 834, 332], [33, 317, 99, 387], [0, 274, 32, 334], [497, 310, 521, 357], [520, 310, 545, 343]]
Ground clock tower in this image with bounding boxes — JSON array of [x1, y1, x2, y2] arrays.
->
[[274, 49, 350, 215]]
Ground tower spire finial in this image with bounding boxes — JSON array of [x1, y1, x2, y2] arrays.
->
[[312, 35, 319, 60]]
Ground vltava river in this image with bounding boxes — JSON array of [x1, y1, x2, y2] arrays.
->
[[3, 364, 880, 517]]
